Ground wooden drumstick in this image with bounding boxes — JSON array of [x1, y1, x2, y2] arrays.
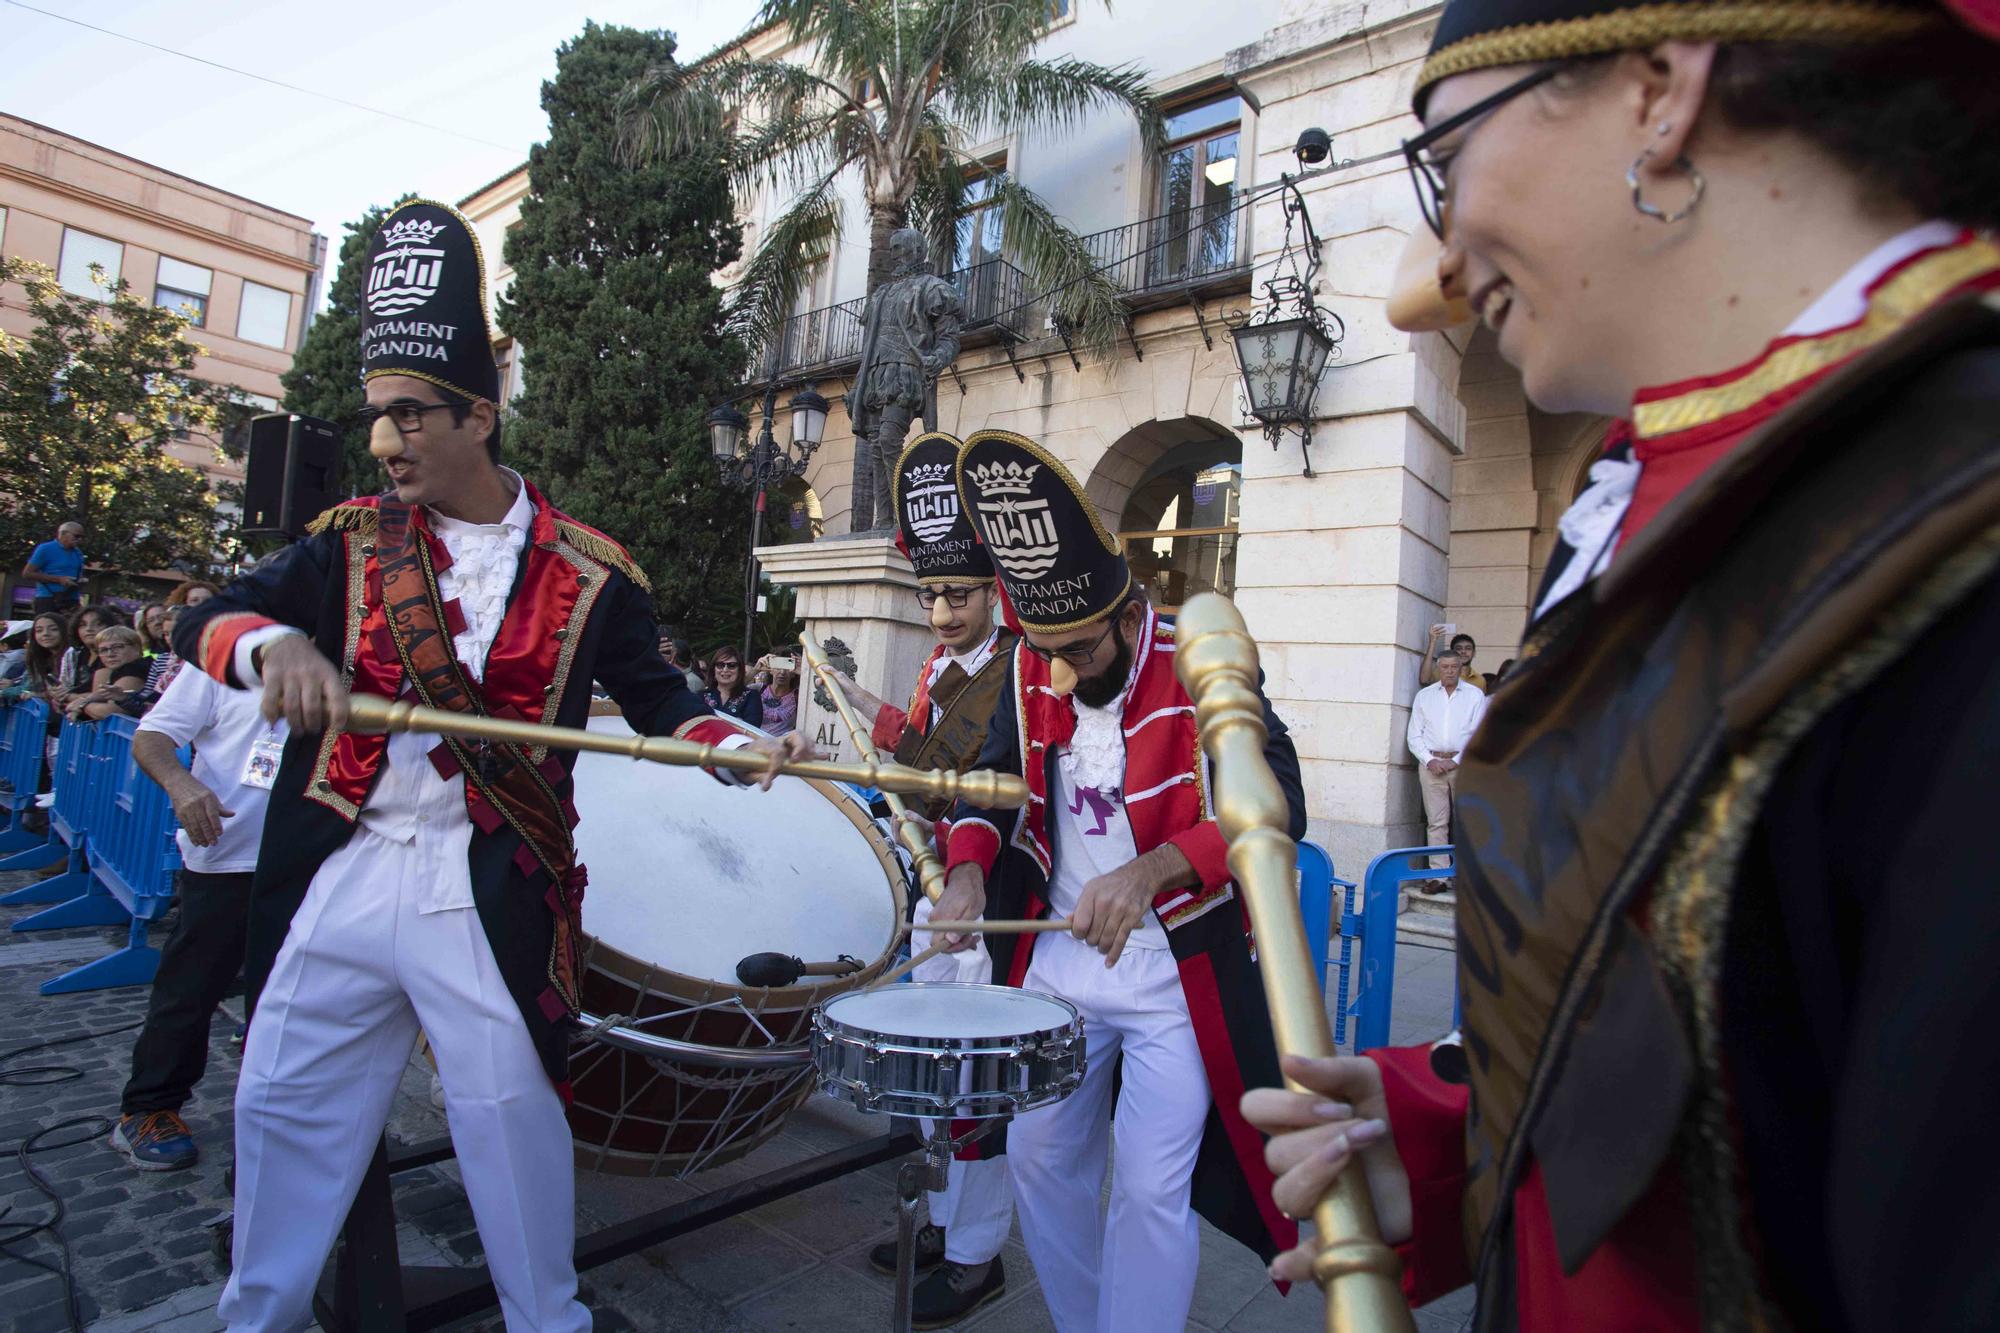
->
[[865, 941, 950, 991], [899, 918, 1076, 936]]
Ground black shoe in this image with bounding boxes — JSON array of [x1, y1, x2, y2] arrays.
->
[[912, 1257, 1006, 1329], [869, 1221, 946, 1275]]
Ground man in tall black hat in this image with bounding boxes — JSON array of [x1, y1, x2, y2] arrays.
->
[[929, 429, 1303, 1332], [828, 432, 1021, 1324], [175, 199, 809, 1331]]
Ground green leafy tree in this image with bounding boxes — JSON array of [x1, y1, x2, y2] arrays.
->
[[620, 0, 1163, 353], [503, 22, 753, 647], [0, 257, 240, 579], [281, 196, 414, 495]]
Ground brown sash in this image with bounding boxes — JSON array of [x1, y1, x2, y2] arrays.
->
[[375, 498, 588, 1011], [893, 631, 1016, 818]]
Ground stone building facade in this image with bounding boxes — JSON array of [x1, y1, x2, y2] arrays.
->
[[460, 0, 1609, 873], [0, 114, 326, 501]]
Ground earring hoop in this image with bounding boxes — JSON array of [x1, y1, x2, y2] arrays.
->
[[1627, 148, 1705, 223]]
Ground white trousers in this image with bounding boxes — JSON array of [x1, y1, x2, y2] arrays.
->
[[910, 896, 1014, 1265], [218, 827, 590, 1332], [1008, 931, 1210, 1333]]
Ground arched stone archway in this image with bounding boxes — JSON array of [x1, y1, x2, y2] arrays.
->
[[1085, 417, 1243, 614]]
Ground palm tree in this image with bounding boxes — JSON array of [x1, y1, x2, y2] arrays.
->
[[619, 0, 1165, 360]]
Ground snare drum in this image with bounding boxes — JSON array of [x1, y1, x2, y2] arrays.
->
[[565, 714, 906, 1175], [812, 983, 1086, 1119]]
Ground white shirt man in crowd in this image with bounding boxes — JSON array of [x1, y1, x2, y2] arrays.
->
[[111, 667, 286, 1170], [1407, 649, 1488, 886]]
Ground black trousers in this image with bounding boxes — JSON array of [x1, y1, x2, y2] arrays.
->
[[31, 594, 78, 614], [120, 868, 253, 1115]]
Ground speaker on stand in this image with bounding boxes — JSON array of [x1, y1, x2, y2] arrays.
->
[[241, 413, 341, 540]]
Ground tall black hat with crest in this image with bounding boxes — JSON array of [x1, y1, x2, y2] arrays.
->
[[359, 199, 500, 404], [956, 429, 1131, 634], [895, 432, 994, 586], [1413, 0, 1947, 115]]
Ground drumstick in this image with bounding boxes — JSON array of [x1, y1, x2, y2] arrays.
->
[[866, 941, 950, 990], [343, 693, 1028, 809], [900, 918, 1076, 936], [799, 636, 948, 905]]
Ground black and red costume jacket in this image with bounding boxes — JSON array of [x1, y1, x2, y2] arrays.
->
[[942, 603, 1305, 1266], [172, 485, 740, 1091]]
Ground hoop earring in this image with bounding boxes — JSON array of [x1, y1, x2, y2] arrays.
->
[[1626, 149, 1705, 224]]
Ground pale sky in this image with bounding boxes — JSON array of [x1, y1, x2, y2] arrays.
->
[[3, 0, 764, 300]]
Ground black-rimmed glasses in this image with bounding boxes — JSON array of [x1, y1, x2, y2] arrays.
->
[[1403, 66, 1560, 238], [354, 401, 463, 435], [915, 586, 982, 610], [1024, 616, 1122, 667]]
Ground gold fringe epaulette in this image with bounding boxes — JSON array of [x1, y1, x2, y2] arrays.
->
[[306, 502, 379, 537], [554, 518, 652, 593]]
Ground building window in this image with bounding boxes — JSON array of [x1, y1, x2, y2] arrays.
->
[[58, 227, 124, 300], [1152, 95, 1242, 287], [154, 256, 213, 326], [1117, 441, 1242, 616], [951, 155, 1009, 323], [236, 281, 293, 348]]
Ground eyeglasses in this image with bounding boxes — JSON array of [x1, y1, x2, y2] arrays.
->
[[1402, 66, 1560, 239], [1024, 616, 1122, 667], [354, 401, 462, 435], [916, 585, 983, 610], [714, 660, 740, 670]]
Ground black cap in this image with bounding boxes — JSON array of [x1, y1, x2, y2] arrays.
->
[[360, 199, 500, 404], [957, 430, 1131, 634], [895, 432, 994, 586], [1414, 0, 1939, 115]]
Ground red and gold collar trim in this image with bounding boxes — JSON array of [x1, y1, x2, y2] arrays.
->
[[1631, 232, 2000, 443]]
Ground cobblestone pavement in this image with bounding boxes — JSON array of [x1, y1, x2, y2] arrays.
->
[[0, 868, 1469, 1333]]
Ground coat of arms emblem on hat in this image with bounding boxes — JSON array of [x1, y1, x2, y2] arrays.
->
[[367, 216, 447, 317], [902, 461, 960, 544], [966, 461, 1059, 579]]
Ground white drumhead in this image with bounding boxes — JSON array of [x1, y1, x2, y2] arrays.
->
[[823, 984, 1076, 1040], [572, 715, 896, 985]]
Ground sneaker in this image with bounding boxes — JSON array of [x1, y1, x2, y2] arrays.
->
[[111, 1111, 198, 1172], [912, 1257, 1006, 1329], [869, 1221, 947, 1275]]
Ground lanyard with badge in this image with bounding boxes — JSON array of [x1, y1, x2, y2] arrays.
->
[[241, 723, 284, 791]]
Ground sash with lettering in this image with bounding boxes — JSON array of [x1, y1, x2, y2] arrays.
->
[[374, 496, 589, 1012]]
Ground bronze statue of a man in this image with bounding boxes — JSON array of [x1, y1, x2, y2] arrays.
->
[[851, 229, 963, 531]]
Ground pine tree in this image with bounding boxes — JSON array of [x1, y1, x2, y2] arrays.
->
[[280, 196, 412, 495], [502, 22, 751, 644]]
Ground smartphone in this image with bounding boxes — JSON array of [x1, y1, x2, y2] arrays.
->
[[767, 655, 797, 672], [1440, 623, 1457, 638]]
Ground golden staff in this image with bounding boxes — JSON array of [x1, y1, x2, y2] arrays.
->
[[344, 694, 1029, 810], [798, 635, 948, 904], [1173, 594, 1414, 1333]]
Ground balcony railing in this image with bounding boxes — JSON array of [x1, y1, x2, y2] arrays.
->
[[1080, 203, 1249, 303], [752, 256, 1033, 382]]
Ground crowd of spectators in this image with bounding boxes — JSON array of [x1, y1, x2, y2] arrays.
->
[[0, 580, 221, 724]]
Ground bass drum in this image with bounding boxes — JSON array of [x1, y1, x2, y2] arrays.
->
[[566, 713, 906, 1176]]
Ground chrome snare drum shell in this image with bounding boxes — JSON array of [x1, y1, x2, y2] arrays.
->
[[810, 983, 1087, 1119]]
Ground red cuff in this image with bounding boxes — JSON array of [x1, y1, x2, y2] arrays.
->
[[945, 817, 1001, 875], [1367, 1045, 1473, 1306], [195, 612, 280, 687], [871, 705, 909, 753], [1167, 820, 1231, 890]]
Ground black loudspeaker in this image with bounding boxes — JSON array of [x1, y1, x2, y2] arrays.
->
[[241, 413, 340, 539]]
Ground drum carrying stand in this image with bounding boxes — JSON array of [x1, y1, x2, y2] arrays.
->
[[887, 1119, 1001, 1333]]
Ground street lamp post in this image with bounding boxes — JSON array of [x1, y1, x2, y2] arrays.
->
[[708, 383, 828, 662]]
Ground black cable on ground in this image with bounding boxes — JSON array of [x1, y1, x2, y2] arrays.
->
[[0, 1019, 148, 1332]]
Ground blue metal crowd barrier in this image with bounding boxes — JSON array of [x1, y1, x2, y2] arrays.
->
[[0, 696, 50, 855], [4, 713, 186, 993], [1336, 845, 1455, 1053], [0, 709, 95, 903]]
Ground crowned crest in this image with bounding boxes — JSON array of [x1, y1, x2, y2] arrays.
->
[[380, 217, 445, 248], [895, 433, 993, 587], [957, 430, 1130, 633], [360, 200, 499, 403]]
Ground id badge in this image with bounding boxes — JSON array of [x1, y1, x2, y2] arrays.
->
[[241, 734, 285, 791]]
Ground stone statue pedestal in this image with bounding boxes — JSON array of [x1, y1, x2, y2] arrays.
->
[[753, 535, 936, 766]]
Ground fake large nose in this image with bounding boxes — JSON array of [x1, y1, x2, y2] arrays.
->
[[929, 595, 957, 631], [369, 415, 406, 459], [1385, 226, 1473, 334]]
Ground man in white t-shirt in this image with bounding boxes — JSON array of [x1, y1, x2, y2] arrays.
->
[[1406, 649, 1488, 884], [110, 666, 284, 1171]]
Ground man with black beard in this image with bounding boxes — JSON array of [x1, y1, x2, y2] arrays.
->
[[931, 430, 1303, 1333]]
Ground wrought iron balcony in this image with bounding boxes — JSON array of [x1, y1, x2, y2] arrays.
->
[[1079, 203, 1250, 309], [750, 256, 1032, 382]]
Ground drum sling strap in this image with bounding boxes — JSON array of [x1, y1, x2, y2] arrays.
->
[[375, 496, 588, 1014]]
